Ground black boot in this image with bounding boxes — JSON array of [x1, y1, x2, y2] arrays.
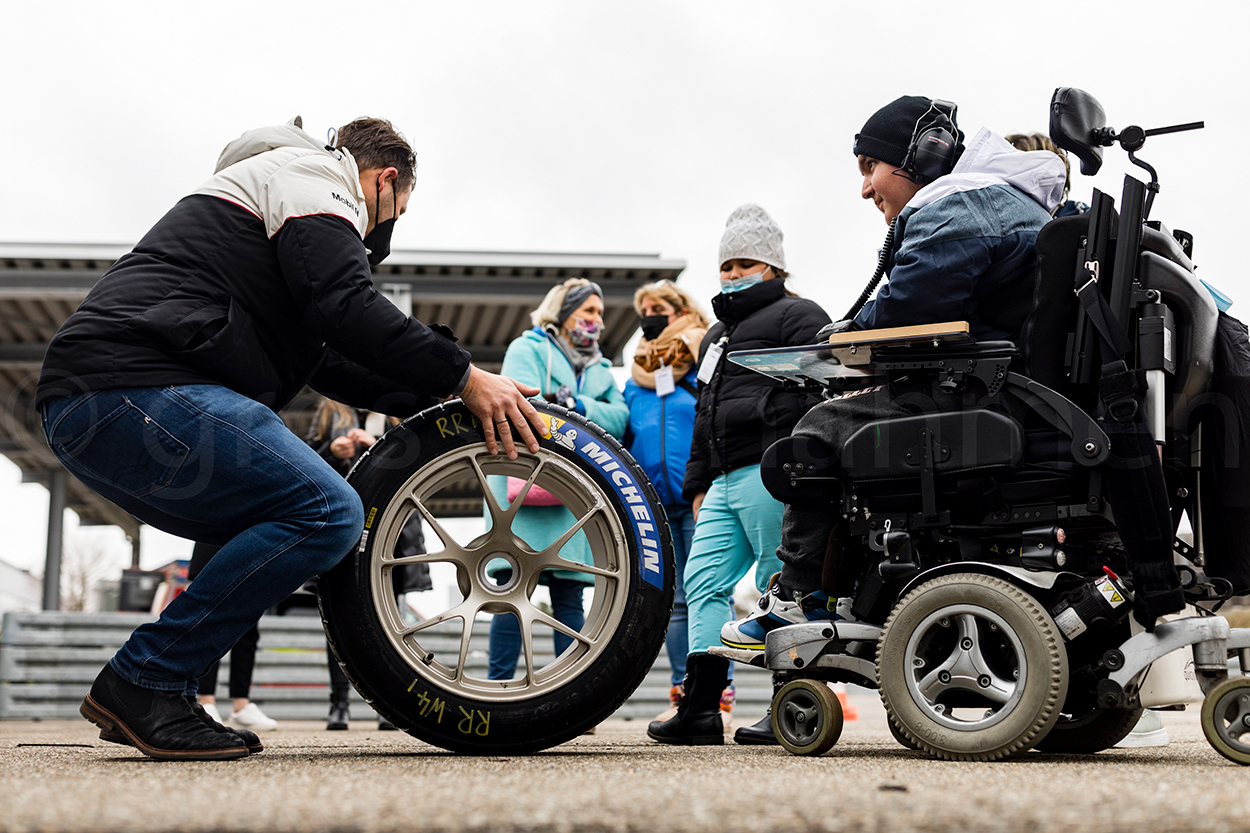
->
[[647, 654, 728, 745], [80, 664, 249, 761], [734, 676, 782, 745], [327, 694, 350, 730]]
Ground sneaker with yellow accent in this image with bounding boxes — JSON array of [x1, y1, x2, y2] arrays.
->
[[719, 576, 841, 653]]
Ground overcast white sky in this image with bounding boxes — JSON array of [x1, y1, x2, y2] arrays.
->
[[0, 0, 1245, 577]]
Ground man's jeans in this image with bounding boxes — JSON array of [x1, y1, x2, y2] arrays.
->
[[41, 385, 364, 692]]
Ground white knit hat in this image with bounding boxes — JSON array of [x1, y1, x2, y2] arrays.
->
[[718, 204, 786, 272]]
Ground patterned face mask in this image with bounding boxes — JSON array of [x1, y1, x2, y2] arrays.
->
[[566, 317, 602, 348]]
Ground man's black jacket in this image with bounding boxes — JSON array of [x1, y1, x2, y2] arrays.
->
[[37, 196, 470, 416]]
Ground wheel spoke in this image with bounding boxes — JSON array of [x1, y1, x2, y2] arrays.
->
[[532, 608, 591, 646], [916, 649, 961, 700], [412, 498, 472, 561], [384, 550, 457, 567], [399, 599, 475, 637], [960, 618, 1016, 704], [443, 613, 471, 682], [529, 557, 621, 580], [501, 458, 548, 523], [519, 612, 537, 686], [535, 502, 606, 560], [469, 454, 507, 525]]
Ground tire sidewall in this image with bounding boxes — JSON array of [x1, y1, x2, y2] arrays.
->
[[319, 401, 674, 754]]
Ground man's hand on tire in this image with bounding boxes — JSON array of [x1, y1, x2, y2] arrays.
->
[[458, 365, 548, 458]]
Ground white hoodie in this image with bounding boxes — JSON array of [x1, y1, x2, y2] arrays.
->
[[908, 127, 1067, 215]]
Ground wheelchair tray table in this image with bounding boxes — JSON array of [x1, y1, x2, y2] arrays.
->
[[728, 321, 975, 387]]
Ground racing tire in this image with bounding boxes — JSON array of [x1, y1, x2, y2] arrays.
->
[[318, 400, 674, 754], [877, 573, 1068, 762]]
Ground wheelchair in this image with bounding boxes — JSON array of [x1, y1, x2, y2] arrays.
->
[[723, 88, 1250, 764]]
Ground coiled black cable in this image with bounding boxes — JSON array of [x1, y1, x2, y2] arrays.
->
[[842, 218, 897, 321]]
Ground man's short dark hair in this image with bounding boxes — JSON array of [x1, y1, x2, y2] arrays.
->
[[337, 118, 417, 192]]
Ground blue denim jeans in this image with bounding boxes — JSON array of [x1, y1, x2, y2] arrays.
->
[[486, 575, 586, 679], [41, 385, 364, 692], [662, 503, 695, 685]]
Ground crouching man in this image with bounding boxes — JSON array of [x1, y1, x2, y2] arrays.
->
[[721, 96, 1066, 648], [37, 117, 547, 760]]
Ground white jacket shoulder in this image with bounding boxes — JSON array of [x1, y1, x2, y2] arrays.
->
[[195, 147, 366, 239]]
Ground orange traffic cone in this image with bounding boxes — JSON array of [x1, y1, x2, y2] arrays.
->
[[831, 683, 858, 721]]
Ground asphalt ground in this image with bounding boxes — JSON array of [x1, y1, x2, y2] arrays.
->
[[2, 692, 1247, 833]]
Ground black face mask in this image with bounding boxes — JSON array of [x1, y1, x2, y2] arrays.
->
[[363, 175, 397, 266], [639, 314, 669, 341]]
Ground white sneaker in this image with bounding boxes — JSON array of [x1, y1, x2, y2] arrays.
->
[[1114, 709, 1169, 748], [720, 575, 842, 653], [200, 701, 224, 725], [228, 702, 279, 732]]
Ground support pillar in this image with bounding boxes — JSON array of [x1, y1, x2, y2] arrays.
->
[[42, 467, 67, 611], [130, 533, 141, 569]]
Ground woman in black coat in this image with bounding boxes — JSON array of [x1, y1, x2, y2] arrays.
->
[[648, 204, 830, 746]]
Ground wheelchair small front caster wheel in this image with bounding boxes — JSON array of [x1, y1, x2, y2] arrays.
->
[[771, 679, 843, 756], [1201, 677, 1250, 765]]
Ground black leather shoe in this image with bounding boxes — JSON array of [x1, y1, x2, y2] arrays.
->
[[734, 712, 779, 745], [377, 717, 398, 731], [327, 701, 350, 731], [81, 665, 248, 761], [98, 699, 263, 753]]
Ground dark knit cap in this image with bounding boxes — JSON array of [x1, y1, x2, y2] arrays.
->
[[558, 281, 603, 324], [852, 95, 963, 168]]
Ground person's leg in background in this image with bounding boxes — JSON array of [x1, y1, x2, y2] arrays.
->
[[648, 474, 753, 744], [724, 464, 788, 745], [546, 576, 586, 658], [658, 504, 694, 720], [487, 612, 523, 680], [326, 640, 352, 730], [223, 624, 277, 731]]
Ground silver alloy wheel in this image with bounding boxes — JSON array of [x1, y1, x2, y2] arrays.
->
[[902, 604, 1026, 732], [367, 444, 630, 702]]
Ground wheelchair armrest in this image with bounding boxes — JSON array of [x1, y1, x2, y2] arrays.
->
[[1002, 373, 1110, 467], [827, 321, 974, 366]]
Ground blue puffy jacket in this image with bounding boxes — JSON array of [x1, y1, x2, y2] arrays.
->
[[623, 369, 698, 507]]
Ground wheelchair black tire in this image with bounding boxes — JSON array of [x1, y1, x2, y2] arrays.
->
[[877, 573, 1068, 762], [318, 400, 673, 755], [886, 714, 924, 751], [771, 679, 843, 756], [1034, 704, 1143, 754]]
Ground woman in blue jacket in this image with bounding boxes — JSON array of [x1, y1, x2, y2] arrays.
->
[[623, 280, 709, 716], [486, 279, 629, 680]]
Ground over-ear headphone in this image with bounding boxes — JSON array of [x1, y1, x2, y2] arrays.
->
[[900, 99, 959, 185]]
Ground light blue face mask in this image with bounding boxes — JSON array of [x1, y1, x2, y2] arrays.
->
[[720, 266, 770, 294]]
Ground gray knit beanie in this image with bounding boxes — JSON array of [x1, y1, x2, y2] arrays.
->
[[718, 204, 786, 272]]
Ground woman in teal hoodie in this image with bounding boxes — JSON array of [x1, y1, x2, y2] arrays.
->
[[487, 278, 629, 680]]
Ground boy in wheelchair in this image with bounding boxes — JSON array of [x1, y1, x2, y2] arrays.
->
[[721, 95, 1070, 650]]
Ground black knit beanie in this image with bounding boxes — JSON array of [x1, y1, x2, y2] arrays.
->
[[852, 95, 964, 168]]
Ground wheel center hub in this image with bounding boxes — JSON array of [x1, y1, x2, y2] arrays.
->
[[479, 551, 522, 595]]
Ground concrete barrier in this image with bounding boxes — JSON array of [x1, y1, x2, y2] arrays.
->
[[0, 611, 771, 721]]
